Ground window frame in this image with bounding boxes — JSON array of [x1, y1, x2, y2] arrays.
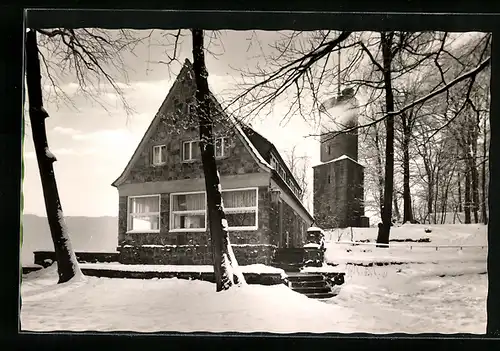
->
[[182, 140, 199, 162], [214, 136, 229, 159], [126, 194, 161, 233], [169, 191, 207, 232], [169, 187, 259, 232], [222, 187, 259, 231], [152, 144, 166, 166]]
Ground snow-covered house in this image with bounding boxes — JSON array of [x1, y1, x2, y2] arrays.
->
[[112, 59, 314, 265]]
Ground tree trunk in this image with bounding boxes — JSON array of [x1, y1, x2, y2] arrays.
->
[[458, 172, 463, 213], [393, 189, 401, 223], [25, 29, 81, 284], [192, 29, 245, 292], [374, 127, 385, 217], [482, 115, 488, 225], [376, 32, 395, 246], [471, 128, 480, 224], [427, 178, 434, 224], [464, 166, 472, 224], [402, 129, 414, 223]]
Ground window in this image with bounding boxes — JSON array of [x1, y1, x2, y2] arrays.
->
[[270, 154, 278, 169], [328, 145, 331, 155], [215, 137, 230, 158], [169, 188, 258, 232], [278, 166, 286, 180], [222, 189, 258, 230], [170, 192, 206, 231], [152, 145, 166, 165], [182, 140, 200, 162], [127, 195, 161, 232]]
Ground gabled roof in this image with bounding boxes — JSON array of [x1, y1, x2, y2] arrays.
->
[[240, 124, 302, 193], [112, 59, 271, 187]]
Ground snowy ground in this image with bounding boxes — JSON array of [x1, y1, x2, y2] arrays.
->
[[20, 224, 488, 334]]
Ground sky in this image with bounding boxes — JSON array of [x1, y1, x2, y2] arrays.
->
[[23, 30, 325, 217]]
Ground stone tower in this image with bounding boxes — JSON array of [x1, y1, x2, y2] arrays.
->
[[313, 88, 369, 229]]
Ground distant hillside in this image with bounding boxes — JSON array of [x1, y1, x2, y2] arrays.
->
[[21, 214, 118, 265]]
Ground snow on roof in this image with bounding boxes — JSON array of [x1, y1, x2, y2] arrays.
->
[[312, 154, 364, 168]]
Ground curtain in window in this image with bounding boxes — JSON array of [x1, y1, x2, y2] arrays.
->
[[223, 190, 256, 208], [131, 196, 159, 214], [173, 193, 205, 211]]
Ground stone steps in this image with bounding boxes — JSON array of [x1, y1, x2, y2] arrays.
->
[[286, 273, 339, 299]]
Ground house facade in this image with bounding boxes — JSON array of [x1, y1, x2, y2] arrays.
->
[[112, 59, 314, 266]]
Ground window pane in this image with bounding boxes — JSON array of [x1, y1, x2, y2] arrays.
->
[[153, 146, 161, 164], [191, 141, 201, 159], [172, 193, 205, 211], [131, 196, 159, 214], [223, 190, 256, 208], [131, 215, 159, 231], [183, 142, 190, 160], [226, 211, 256, 227], [172, 213, 205, 229]]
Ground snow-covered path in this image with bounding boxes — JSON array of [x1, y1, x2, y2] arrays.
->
[[325, 261, 487, 334], [20, 224, 488, 334], [20, 260, 487, 334]]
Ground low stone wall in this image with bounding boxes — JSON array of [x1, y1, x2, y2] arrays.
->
[[80, 268, 285, 285], [118, 244, 277, 266], [33, 251, 120, 267]]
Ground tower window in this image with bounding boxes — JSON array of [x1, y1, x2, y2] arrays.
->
[[328, 145, 331, 155], [328, 175, 331, 184]]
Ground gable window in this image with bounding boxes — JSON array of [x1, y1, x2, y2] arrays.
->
[[215, 137, 230, 158], [152, 145, 166, 165], [182, 140, 200, 162], [127, 195, 161, 232], [170, 192, 206, 231], [169, 188, 259, 232]]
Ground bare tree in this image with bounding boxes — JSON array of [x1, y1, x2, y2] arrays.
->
[[25, 29, 81, 283], [192, 29, 245, 291], [283, 145, 311, 209]]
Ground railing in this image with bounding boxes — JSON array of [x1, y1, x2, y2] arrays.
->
[[329, 241, 487, 251]]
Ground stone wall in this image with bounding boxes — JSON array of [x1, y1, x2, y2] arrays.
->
[[313, 158, 365, 228], [119, 244, 276, 265], [320, 131, 358, 163]]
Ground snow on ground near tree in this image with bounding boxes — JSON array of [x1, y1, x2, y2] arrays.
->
[[20, 224, 488, 334], [21, 260, 487, 333]]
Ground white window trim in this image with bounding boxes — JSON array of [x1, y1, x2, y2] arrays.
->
[[169, 187, 259, 232], [169, 191, 207, 232], [182, 140, 199, 162], [152, 144, 166, 165], [126, 194, 161, 234], [215, 137, 229, 159]]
